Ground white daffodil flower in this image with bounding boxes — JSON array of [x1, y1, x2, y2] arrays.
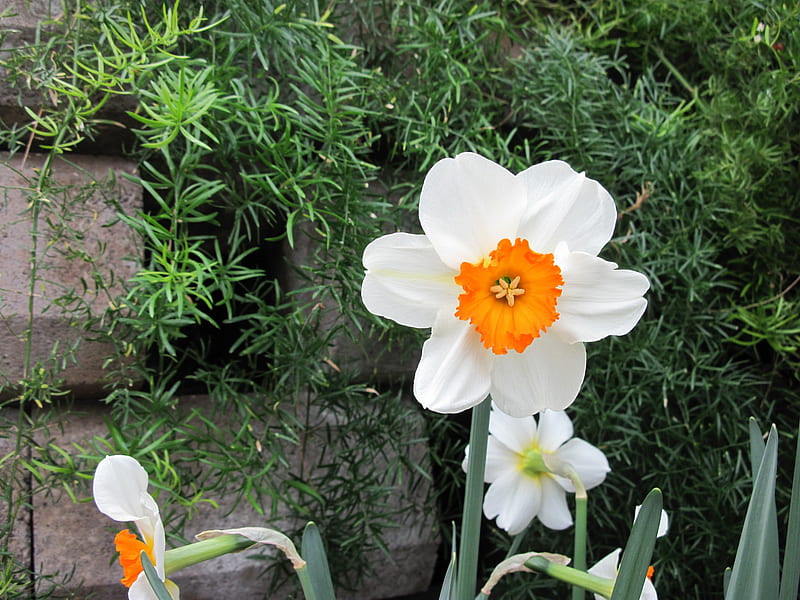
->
[[93, 455, 180, 600], [361, 152, 649, 416], [588, 508, 670, 600], [462, 408, 610, 535]]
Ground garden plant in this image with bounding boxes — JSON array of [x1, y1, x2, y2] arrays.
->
[[0, 1, 799, 599]]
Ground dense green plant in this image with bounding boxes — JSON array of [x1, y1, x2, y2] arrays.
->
[[0, 0, 798, 598]]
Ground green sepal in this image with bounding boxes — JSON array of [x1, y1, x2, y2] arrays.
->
[[140, 551, 173, 600], [610, 488, 662, 600], [725, 424, 779, 600], [301, 522, 336, 600]]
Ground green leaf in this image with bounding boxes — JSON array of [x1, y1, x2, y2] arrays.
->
[[725, 425, 779, 600], [301, 522, 336, 600], [748, 418, 765, 483], [140, 551, 173, 600], [610, 488, 662, 600], [779, 421, 800, 600], [439, 523, 458, 600]]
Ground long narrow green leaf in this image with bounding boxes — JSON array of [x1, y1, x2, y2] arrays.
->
[[749, 418, 765, 483], [140, 551, 173, 600], [610, 488, 662, 600], [779, 421, 800, 600], [301, 522, 336, 600], [439, 524, 458, 600], [725, 425, 779, 600]]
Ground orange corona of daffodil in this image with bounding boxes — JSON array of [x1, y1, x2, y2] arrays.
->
[[93, 455, 180, 600], [361, 152, 650, 416]]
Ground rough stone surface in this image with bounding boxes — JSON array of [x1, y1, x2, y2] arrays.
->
[[32, 396, 438, 599], [0, 152, 142, 399]]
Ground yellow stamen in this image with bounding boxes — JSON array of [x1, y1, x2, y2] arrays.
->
[[490, 275, 526, 306], [455, 238, 563, 355]]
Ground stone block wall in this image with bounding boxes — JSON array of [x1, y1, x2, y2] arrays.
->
[[0, 3, 439, 599]]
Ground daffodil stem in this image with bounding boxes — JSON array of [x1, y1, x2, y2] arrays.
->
[[164, 535, 254, 575], [457, 397, 491, 600], [525, 556, 614, 599], [572, 495, 588, 600]]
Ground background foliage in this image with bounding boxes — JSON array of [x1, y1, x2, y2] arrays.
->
[[0, 1, 798, 599]]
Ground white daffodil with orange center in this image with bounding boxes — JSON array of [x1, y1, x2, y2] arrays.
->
[[361, 152, 649, 416], [588, 507, 670, 600], [463, 408, 610, 535], [93, 455, 180, 600]]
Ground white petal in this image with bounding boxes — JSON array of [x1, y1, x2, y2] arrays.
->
[[535, 410, 574, 452], [588, 548, 621, 580], [488, 409, 537, 454], [490, 335, 587, 417], [483, 438, 523, 483], [516, 161, 617, 255], [362, 232, 459, 328], [551, 251, 649, 343], [129, 574, 159, 600], [413, 313, 492, 413], [419, 153, 526, 268], [129, 575, 180, 600], [634, 506, 670, 538], [641, 577, 658, 600], [93, 456, 158, 523], [151, 519, 167, 578], [555, 438, 610, 491], [537, 476, 573, 530], [483, 470, 542, 536]]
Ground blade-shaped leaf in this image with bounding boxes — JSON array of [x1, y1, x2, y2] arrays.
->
[[749, 418, 765, 483], [301, 522, 336, 600], [140, 551, 174, 600], [779, 421, 800, 600], [610, 488, 662, 600], [440, 523, 458, 600], [439, 549, 458, 600], [725, 425, 779, 600]]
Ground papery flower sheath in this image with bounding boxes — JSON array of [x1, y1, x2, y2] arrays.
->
[[462, 407, 610, 535], [361, 152, 649, 416], [93, 455, 180, 600], [588, 508, 670, 600]]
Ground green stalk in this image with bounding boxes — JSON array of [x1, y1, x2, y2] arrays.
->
[[163, 535, 254, 575], [526, 555, 614, 599], [570, 471, 588, 600], [457, 397, 491, 600]]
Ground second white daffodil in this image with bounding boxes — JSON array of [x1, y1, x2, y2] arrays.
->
[[361, 152, 649, 416], [463, 408, 610, 535]]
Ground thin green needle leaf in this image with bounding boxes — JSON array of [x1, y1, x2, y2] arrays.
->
[[301, 522, 336, 600], [726, 425, 779, 600], [610, 489, 662, 600], [779, 421, 800, 600], [140, 551, 173, 600]]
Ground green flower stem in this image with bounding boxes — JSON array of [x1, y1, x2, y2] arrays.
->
[[164, 535, 254, 575], [572, 495, 588, 600], [525, 555, 614, 599], [457, 397, 491, 600], [568, 467, 588, 600]]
